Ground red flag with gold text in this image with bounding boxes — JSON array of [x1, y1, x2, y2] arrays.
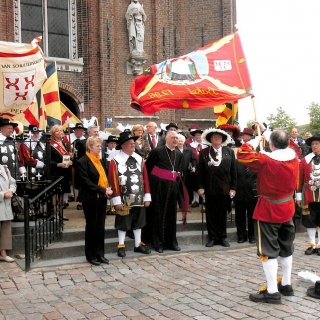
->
[[130, 32, 253, 115]]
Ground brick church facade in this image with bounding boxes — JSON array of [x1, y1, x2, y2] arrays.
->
[[0, 0, 236, 131]]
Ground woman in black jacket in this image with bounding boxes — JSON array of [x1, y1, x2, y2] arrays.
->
[[77, 136, 113, 266]]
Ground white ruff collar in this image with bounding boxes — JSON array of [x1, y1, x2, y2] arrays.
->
[[113, 150, 142, 165], [190, 141, 198, 148], [261, 148, 296, 161], [190, 141, 208, 149], [305, 152, 316, 164]]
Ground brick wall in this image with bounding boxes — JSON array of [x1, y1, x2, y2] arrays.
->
[[0, 0, 236, 130]]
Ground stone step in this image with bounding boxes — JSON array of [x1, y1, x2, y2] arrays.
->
[[11, 217, 307, 270], [16, 240, 256, 271], [38, 227, 238, 260], [11, 218, 237, 255], [15, 228, 253, 270]]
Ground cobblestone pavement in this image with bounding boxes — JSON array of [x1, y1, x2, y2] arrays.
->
[[0, 234, 320, 320]]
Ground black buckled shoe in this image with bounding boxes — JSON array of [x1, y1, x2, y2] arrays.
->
[[249, 288, 281, 304], [155, 246, 163, 253], [237, 237, 246, 243], [77, 204, 83, 210], [191, 201, 199, 208], [205, 240, 215, 247], [220, 239, 230, 247], [117, 245, 126, 257], [97, 256, 109, 264], [134, 243, 151, 254], [171, 245, 181, 251], [249, 236, 256, 244], [88, 259, 101, 266], [277, 282, 294, 296], [305, 245, 316, 255]]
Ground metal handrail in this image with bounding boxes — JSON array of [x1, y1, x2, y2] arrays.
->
[[24, 176, 64, 271]]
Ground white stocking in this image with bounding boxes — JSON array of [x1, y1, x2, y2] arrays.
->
[[262, 258, 278, 293], [307, 228, 316, 247], [133, 229, 141, 247], [280, 255, 292, 286], [193, 191, 199, 203], [118, 230, 126, 245]]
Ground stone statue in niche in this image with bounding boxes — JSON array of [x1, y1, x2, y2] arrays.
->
[[125, 0, 147, 75]]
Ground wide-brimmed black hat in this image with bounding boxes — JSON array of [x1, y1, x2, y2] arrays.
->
[[307, 280, 320, 299], [27, 124, 43, 133], [106, 135, 118, 143], [306, 134, 320, 146], [15, 133, 25, 141], [0, 118, 18, 128], [73, 123, 87, 131], [116, 132, 138, 150], [166, 122, 178, 130], [190, 128, 203, 136], [201, 127, 231, 146]]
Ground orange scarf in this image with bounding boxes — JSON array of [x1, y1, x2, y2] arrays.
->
[[86, 152, 108, 189]]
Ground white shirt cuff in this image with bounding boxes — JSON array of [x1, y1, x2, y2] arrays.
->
[[19, 166, 27, 174], [36, 160, 45, 169], [143, 193, 151, 202], [296, 193, 301, 201], [112, 196, 122, 206]]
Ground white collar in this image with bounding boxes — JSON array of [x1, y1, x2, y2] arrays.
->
[[113, 150, 142, 165], [0, 133, 8, 140], [165, 144, 176, 151], [190, 141, 201, 148], [305, 152, 316, 164], [261, 147, 296, 161]]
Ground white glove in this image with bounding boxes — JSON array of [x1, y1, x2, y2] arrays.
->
[[36, 160, 45, 169]]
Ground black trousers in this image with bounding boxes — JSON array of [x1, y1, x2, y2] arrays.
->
[[83, 200, 107, 261], [205, 194, 228, 241], [234, 199, 256, 238]]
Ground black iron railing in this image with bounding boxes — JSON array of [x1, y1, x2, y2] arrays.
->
[[23, 176, 64, 271]]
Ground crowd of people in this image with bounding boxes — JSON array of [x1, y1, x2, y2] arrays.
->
[[0, 116, 319, 304]]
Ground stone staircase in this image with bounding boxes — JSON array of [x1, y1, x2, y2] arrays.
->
[[11, 215, 241, 270], [12, 212, 306, 270]]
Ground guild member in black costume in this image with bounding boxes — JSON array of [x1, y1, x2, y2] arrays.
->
[[18, 125, 46, 215], [197, 128, 237, 248], [108, 131, 151, 257], [234, 128, 257, 244]]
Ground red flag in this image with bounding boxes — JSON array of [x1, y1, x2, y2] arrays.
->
[[130, 32, 253, 115]]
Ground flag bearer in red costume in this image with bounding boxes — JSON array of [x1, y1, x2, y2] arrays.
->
[[108, 131, 151, 258], [237, 122, 299, 304], [296, 134, 320, 256]]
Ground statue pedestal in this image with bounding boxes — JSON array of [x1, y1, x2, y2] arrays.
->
[[127, 51, 147, 76]]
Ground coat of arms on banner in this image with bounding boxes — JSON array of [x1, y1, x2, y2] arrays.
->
[[3, 70, 36, 107]]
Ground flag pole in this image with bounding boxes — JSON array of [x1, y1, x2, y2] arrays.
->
[[251, 96, 263, 150]]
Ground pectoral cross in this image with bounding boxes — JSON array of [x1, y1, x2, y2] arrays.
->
[[36, 172, 42, 180], [20, 172, 26, 181]]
